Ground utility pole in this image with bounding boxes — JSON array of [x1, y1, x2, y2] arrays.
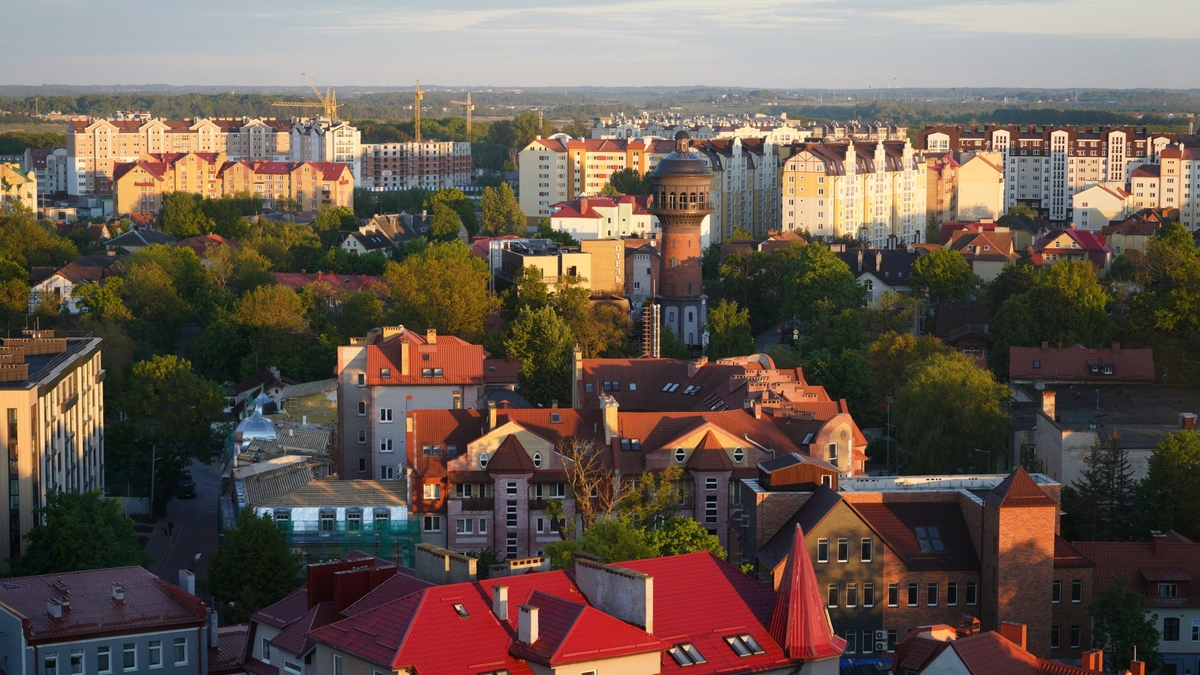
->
[[414, 80, 424, 142], [149, 448, 157, 517]]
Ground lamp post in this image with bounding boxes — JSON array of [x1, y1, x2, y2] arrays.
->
[[884, 395, 894, 476], [974, 448, 992, 473]]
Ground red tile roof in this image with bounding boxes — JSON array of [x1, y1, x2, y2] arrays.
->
[[686, 431, 734, 471], [768, 525, 847, 661], [251, 586, 310, 629], [1054, 535, 1096, 569], [209, 625, 250, 675], [847, 501, 980, 571], [1072, 532, 1200, 605], [364, 328, 484, 386], [939, 221, 1004, 246], [983, 468, 1057, 508], [1009, 343, 1155, 382], [173, 233, 240, 257], [483, 358, 521, 384], [273, 271, 382, 294], [1028, 228, 1112, 269], [340, 570, 435, 617], [488, 434, 536, 473], [508, 591, 666, 666], [271, 600, 336, 656]]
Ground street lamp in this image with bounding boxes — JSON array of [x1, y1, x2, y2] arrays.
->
[[884, 395, 894, 476], [974, 448, 992, 473]]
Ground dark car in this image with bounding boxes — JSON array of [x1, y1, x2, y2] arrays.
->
[[176, 475, 197, 499]]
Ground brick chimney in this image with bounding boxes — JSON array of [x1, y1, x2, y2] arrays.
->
[[1082, 650, 1104, 671], [400, 338, 411, 376], [488, 400, 497, 431], [492, 585, 509, 621], [1041, 391, 1057, 420], [753, 400, 762, 420], [688, 356, 707, 378], [1128, 660, 1146, 675], [1152, 530, 1167, 557], [518, 605, 539, 644], [999, 622, 1026, 650], [426, 328, 437, 345]]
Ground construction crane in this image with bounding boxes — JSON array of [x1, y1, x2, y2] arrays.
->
[[272, 73, 342, 121], [413, 80, 424, 142], [450, 91, 475, 135]]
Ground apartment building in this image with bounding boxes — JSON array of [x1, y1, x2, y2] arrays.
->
[[67, 115, 362, 196], [111, 152, 354, 215], [359, 140, 472, 191], [1155, 145, 1200, 230], [956, 152, 1005, 220], [0, 566, 211, 675], [490, 237, 633, 298], [549, 194, 657, 240], [780, 139, 926, 247], [518, 135, 674, 218], [693, 137, 781, 239], [0, 163, 37, 210], [21, 147, 69, 196], [926, 154, 959, 224], [0, 330, 104, 568], [917, 125, 1175, 223]]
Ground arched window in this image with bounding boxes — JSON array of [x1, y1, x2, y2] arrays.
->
[[669, 192, 676, 208], [670, 258, 679, 268], [687, 310, 694, 323], [668, 310, 676, 323], [688, 332, 695, 343], [690, 192, 697, 203]]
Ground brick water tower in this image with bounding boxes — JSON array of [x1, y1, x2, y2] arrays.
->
[[648, 130, 712, 348]]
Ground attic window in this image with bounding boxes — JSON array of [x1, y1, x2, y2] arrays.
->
[[733, 447, 745, 463], [585, 383, 594, 394], [380, 368, 391, 378], [452, 603, 469, 618], [479, 453, 489, 469], [533, 453, 543, 469], [915, 527, 945, 552], [668, 643, 708, 667], [1033, 360, 1042, 369], [550, 413, 561, 423], [621, 439, 642, 451], [422, 368, 433, 377], [423, 353, 430, 361], [433, 368, 444, 377], [674, 448, 686, 463], [682, 385, 701, 395], [801, 433, 815, 445], [662, 382, 681, 393], [628, 383, 637, 391], [725, 634, 766, 657], [603, 380, 621, 392]]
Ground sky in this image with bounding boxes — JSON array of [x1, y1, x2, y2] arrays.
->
[[5, 0, 1200, 89]]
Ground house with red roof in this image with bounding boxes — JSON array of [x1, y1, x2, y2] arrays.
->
[[890, 621, 1111, 675], [1028, 228, 1113, 273], [1100, 212, 1167, 256], [273, 272, 384, 306], [172, 233, 240, 260], [26, 259, 115, 313], [1010, 343, 1155, 385], [946, 230, 1020, 282], [549, 194, 657, 241]]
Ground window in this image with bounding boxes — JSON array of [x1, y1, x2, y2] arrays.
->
[[733, 447, 744, 463], [358, 429, 366, 443], [860, 538, 872, 562], [1159, 582, 1178, 597], [915, 527, 944, 551], [1070, 624, 1081, 649], [347, 511, 363, 531], [907, 582, 918, 606], [479, 452, 489, 469], [123, 644, 136, 670], [863, 583, 875, 607], [1050, 625, 1060, 649], [927, 582, 938, 606], [479, 518, 487, 533], [705, 496, 718, 524], [888, 583, 899, 607], [1192, 618, 1200, 641], [358, 458, 367, 473], [506, 536, 518, 557], [668, 644, 707, 666], [380, 465, 394, 480], [334, 655, 344, 675], [1165, 617, 1181, 641], [423, 515, 441, 532], [845, 630, 857, 653], [45, 655, 57, 675], [724, 634, 766, 657], [357, 372, 365, 385], [98, 648, 111, 675], [966, 581, 978, 606], [947, 582, 958, 606], [507, 500, 518, 528], [674, 448, 686, 463], [887, 629, 898, 652], [821, 475, 832, 488], [456, 518, 473, 534], [550, 412, 561, 423], [705, 477, 718, 491], [283, 663, 301, 675], [1052, 579, 1061, 603], [846, 583, 858, 607], [1033, 359, 1041, 369], [148, 641, 162, 669], [423, 483, 441, 500], [533, 452, 542, 469], [827, 584, 839, 607], [827, 443, 838, 463], [320, 511, 335, 532], [380, 368, 390, 378], [172, 639, 187, 666], [837, 538, 848, 562], [69, 652, 83, 675], [817, 538, 829, 563], [357, 400, 366, 416], [379, 408, 393, 422], [380, 437, 393, 452]]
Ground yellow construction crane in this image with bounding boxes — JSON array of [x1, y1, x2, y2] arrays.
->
[[450, 91, 475, 135], [272, 73, 342, 121], [413, 80, 424, 142]]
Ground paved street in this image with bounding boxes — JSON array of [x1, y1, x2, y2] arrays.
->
[[146, 457, 221, 594]]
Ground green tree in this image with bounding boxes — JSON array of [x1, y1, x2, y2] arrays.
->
[[383, 242, 499, 342], [480, 183, 527, 236], [910, 248, 975, 309], [894, 352, 1008, 473], [312, 206, 359, 248], [159, 192, 213, 237], [860, 292, 921, 336], [535, 219, 580, 247], [983, 262, 1038, 316], [701, 242, 722, 285], [605, 168, 651, 195], [424, 188, 478, 236], [730, 226, 754, 240], [650, 517, 726, 558], [551, 277, 632, 359], [505, 265, 550, 315], [1061, 432, 1135, 541], [205, 509, 303, 624], [658, 322, 691, 359], [801, 347, 878, 426], [0, 202, 78, 267], [1090, 575, 1161, 674], [505, 305, 574, 407], [428, 202, 462, 242], [1136, 430, 1200, 541], [1109, 253, 1139, 281], [788, 243, 866, 326], [706, 299, 755, 359], [74, 277, 133, 321], [10, 490, 150, 575], [231, 284, 308, 333], [1007, 204, 1038, 217]]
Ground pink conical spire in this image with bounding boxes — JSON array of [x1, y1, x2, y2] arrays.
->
[[768, 524, 847, 661]]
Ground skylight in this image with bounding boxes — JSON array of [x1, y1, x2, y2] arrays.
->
[[662, 382, 681, 393], [682, 385, 701, 395], [915, 527, 945, 552], [801, 433, 815, 444], [725, 634, 766, 657], [453, 603, 469, 617], [669, 643, 707, 667]]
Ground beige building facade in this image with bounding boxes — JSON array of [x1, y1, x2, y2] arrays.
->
[[956, 152, 1005, 220], [0, 163, 37, 210]]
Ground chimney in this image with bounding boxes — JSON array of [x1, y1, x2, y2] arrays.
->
[[580, 197, 588, 213], [421, 209, 427, 220], [488, 400, 497, 431], [179, 569, 196, 595], [999, 622, 1027, 651], [400, 339, 410, 376], [112, 583, 124, 604], [551, 400, 558, 409], [426, 328, 437, 345], [518, 605, 539, 644], [492, 585, 509, 621], [208, 610, 219, 649], [601, 395, 619, 445], [1082, 650, 1104, 672], [1181, 413, 1198, 430], [1112, 342, 1121, 353], [688, 356, 707, 378], [572, 346, 584, 409], [1041, 341, 1050, 351], [1128, 661, 1146, 675], [856, 249, 864, 272], [1152, 530, 1168, 557], [574, 557, 653, 633], [1041, 391, 1057, 420], [875, 250, 882, 270], [753, 400, 762, 420], [46, 598, 62, 619]]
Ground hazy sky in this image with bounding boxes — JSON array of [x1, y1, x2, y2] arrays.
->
[[6, 0, 1199, 88]]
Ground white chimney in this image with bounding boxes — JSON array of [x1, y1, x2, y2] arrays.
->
[[518, 605, 539, 644], [208, 610, 219, 648], [179, 569, 196, 595], [111, 583, 124, 604], [493, 585, 509, 621], [46, 598, 62, 619]]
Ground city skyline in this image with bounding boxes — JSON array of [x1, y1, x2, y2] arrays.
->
[[5, 0, 1199, 89]]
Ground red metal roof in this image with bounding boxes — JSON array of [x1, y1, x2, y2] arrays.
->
[[488, 435, 536, 473], [768, 525, 847, 661], [1009, 343, 1155, 382], [508, 591, 666, 666]]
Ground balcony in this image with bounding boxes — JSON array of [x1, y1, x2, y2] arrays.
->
[[457, 497, 494, 512], [1146, 596, 1192, 609]]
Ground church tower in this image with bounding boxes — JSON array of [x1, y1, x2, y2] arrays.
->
[[648, 131, 712, 348]]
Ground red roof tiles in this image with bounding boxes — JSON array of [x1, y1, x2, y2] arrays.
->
[[1009, 343, 1155, 383], [508, 591, 666, 666], [983, 467, 1058, 508]]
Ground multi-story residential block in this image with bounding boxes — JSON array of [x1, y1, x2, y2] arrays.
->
[[1155, 145, 1200, 230], [359, 140, 471, 191], [0, 330, 104, 567], [780, 139, 926, 247], [1071, 184, 1131, 230], [956, 152, 1006, 220], [0, 162, 37, 209], [692, 137, 781, 239], [925, 154, 959, 224], [549, 195, 657, 240], [21, 147, 69, 197], [518, 136, 673, 219], [624, 238, 660, 304], [1129, 163, 1162, 210], [290, 118, 361, 182], [111, 152, 353, 215], [0, 566, 212, 675], [917, 125, 1175, 223], [734, 468, 1090, 661]]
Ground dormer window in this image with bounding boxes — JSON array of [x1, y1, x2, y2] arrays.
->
[[380, 368, 391, 378], [674, 448, 686, 463], [1033, 360, 1041, 369], [533, 453, 543, 469], [550, 412, 561, 423]]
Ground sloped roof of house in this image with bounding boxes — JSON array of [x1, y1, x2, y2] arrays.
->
[[948, 231, 1019, 262], [848, 500, 981, 570], [1009, 343, 1155, 382], [983, 468, 1058, 508], [364, 327, 484, 387]]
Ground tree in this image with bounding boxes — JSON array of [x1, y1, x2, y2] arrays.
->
[[860, 292, 921, 336], [205, 509, 303, 624], [231, 284, 308, 333], [206, 244, 275, 296], [10, 490, 150, 575], [1136, 430, 1200, 541], [1090, 575, 1161, 674], [0, 202, 78, 267], [505, 306, 574, 407], [658, 322, 691, 359], [605, 168, 651, 195], [1062, 432, 1135, 541], [480, 183, 527, 236], [505, 265, 550, 315], [983, 262, 1038, 316], [650, 517, 725, 558], [428, 202, 462, 242], [74, 277, 133, 321], [312, 205, 359, 248], [788, 243, 866, 326], [424, 188, 478, 236], [159, 192, 213, 238], [535, 219, 580, 247], [1110, 253, 1139, 281], [802, 347, 878, 427], [910, 248, 975, 309], [617, 467, 684, 528], [730, 226, 754, 240], [546, 520, 655, 569], [864, 331, 951, 400], [894, 352, 1008, 473], [706, 299, 756, 359], [551, 277, 632, 359], [383, 242, 499, 342]]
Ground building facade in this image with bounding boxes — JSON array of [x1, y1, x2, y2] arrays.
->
[[359, 141, 471, 191], [21, 147, 69, 197], [956, 152, 1005, 220], [1071, 184, 1131, 230], [290, 119, 362, 183], [518, 135, 674, 219], [549, 195, 657, 240], [0, 163, 37, 210], [692, 137, 781, 239]]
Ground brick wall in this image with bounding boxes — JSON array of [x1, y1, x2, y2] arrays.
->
[[1051, 566, 1095, 658], [880, 545, 981, 642], [992, 503, 1057, 656]]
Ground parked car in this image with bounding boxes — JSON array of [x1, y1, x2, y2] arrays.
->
[[176, 474, 196, 499]]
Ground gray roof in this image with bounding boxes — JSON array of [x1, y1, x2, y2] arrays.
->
[[256, 479, 407, 508], [756, 484, 843, 571], [277, 378, 337, 401], [235, 457, 316, 507], [105, 227, 175, 249]]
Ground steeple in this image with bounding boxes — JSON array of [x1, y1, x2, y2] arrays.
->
[[768, 524, 846, 662]]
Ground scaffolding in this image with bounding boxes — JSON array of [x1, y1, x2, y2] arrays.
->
[[275, 519, 421, 566]]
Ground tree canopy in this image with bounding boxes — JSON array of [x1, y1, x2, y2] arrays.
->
[[1090, 575, 1162, 675], [480, 183, 527, 236], [505, 305, 574, 407], [205, 509, 303, 624], [383, 241, 499, 342], [11, 490, 150, 575], [910, 248, 975, 309], [706, 299, 756, 359]]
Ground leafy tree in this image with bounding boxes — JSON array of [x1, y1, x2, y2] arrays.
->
[[894, 352, 1008, 473], [924, 216, 941, 245], [207, 244, 275, 296], [535, 219, 579, 247], [1125, 222, 1200, 383], [701, 242, 722, 285], [1135, 430, 1200, 541], [910, 248, 975, 309], [205, 510, 303, 624], [860, 292, 921, 336], [428, 202, 462, 242], [605, 168, 651, 195], [788, 243, 866, 326], [74, 277, 133, 321], [159, 192, 213, 237], [1007, 204, 1038, 217], [706, 299, 755, 359], [616, 467, 684, 528], [383, 242, 499, 342], [864, 331, 951, 400], [802, 347, 878, 427], [558, 119, 590, 138], [650, 517, 725, 558], [424, 188, 478, 236], [231, 284, 308, 333], [983, 261, 1038, 316], [312, 206, 359, 248], [552, 277, 632, 359], [10, 490, 150, 575], [1109, 253, 1139, 281], [505, 265, 550, 314], [480, 183, 527, 236], [505, 305, 574, 407], [0, 202, 78, 267], [1062, 432, 1135, 541], [545, 520, 655, 569], [1090, 575, 1161, 674], [658, 322, 691, 359], [730, 226, 754, 240]]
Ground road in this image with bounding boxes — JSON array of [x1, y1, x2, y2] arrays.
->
[[148, 457, 221, 594], [755, 324, 783, 352]]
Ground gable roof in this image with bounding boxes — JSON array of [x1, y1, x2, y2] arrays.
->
[[768, 525, 847, 661], [508, 591, 666, 666], [1072, 532, 1200, 605], [983, 468, 1057, 508], [848, 500, 981, 570], [105, 227, 175, 249], [271, 601, 336, 657], [756, 486, 844, 571], [489, 434, 536, 473], [686, 431, 735, 471], [364, 328, 485, 387]]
